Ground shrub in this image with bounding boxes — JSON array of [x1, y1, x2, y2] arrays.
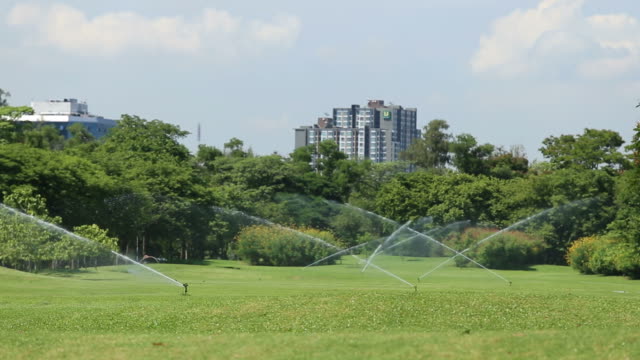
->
[[567, 236, 640, 279], [566, 236, 597, 274], [610, 243, 640, 279], [234, 225, 341, 266], [587, 237, 620, 276], [445, 227, 545, 270]]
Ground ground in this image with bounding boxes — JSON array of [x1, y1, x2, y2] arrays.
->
[[0, 256, 638, 359]]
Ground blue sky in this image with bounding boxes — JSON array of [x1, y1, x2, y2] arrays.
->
[[1, 0, 639, 161]]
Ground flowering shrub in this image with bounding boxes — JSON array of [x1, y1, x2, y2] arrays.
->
[[445, 227, 545, 270], [567, 236, 640, 279], [234, 225, 341, 266], [566, 236, 597, 274]]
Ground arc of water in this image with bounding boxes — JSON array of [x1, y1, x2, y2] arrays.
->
[[306, 221, 464, 269], [339, 203, 510, 283], [304, 241, 372, 268], [362, 221, 411, 273], [381, 220, 469, 253], [214, 207, 341, 250], [0, 204, 184, 288], [362, 222, 509, 284], [417, 207, 558, 281], [409, 228, 511, 284], [354, 256, 415, 288], [307, 221, 467, 270], [342, 202, 398, 225], [215, 206, 415, 288]]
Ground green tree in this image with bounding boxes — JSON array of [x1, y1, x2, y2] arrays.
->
[[0, 89, 10, 107], [224, 137, 247, 158], [65, 123, 95, 148], [375, 172, 502, 224], [401, 119, 451, 169], [3, 185, 49, 218], [349, 161, 411, 210], [487, 146, 529, 179], [495, 168, 617, 263], [608, 121, 640, 244], [23, 124, 65, 151], [449, 133, 494, 175], [98, 114, 190, 162], [195, 144, 223, 171], [540, 128, 630, 171], [0, 105, 34, 145], [0, 106, 33, 120], [91, 115, 213, 259]]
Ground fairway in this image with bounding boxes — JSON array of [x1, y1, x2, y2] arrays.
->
[[1, 257, 639, 359]]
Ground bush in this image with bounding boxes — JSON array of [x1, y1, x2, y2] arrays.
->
[[233, 225, 341, 266], [610, 243, 640, 279], [445, 227, 545, 270], [567, 235, 640, 279], [565, 236, 597, 274]]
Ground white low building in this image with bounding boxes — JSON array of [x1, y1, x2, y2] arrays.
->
[[17, 98, 117, 139]]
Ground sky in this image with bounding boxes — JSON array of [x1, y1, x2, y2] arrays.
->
[[1, 0, 639, 161]]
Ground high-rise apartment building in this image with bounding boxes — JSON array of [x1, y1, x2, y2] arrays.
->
[[294, 100, 419, 163]]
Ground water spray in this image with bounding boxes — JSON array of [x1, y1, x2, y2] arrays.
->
[[215, 205, 417, 289], [0, 204, 186, 290], [338, 203, 512, 284]]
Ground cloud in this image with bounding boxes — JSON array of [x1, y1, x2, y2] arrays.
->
[[6, 3, 301, 58], [470, 0, 640, 79]]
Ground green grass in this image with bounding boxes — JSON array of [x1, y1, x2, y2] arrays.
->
[[1, 257, 639, 359]]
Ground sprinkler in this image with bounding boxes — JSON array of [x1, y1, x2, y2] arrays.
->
[[183, 283, 189, 294]]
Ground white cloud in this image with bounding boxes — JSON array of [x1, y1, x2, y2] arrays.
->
[[6, 3, 301, 58], [470, 0, 640, 79]]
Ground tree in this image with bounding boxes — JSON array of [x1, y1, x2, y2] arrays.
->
[[224, 137, 247, 158], [0, 89, 10, 107], [626, 121, 640, 167], [487, 146, 529, 179], [195, 144, 223, 171], [349, 161, 411, 210], [0, 106, 33, 120], [65, 123, 95, 148], [401, 119, 451, 169], [374, 172, 502, 224], [608, 121, 640, 244], [316, 140, 347, 176], [23, 124, 65, 151], [449, 133, 494, 175], [540, 128, 630, 171], [98, 114, 191, 162]]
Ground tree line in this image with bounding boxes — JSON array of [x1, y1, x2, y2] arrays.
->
[[0, 89, 638, 277]]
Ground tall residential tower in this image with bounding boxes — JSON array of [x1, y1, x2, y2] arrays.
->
[[294, 100, 419, 162]]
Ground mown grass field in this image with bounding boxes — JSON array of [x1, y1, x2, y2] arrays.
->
[[1, 256, 639, 359]]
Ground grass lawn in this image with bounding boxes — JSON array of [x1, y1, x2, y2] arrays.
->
[[0, 256, 639, 359]]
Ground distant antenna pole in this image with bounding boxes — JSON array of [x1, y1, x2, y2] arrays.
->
[[197, 123, 201, 143]]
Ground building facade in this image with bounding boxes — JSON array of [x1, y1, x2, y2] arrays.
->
[[16, 98, 117, 139], [294, 100, 419, 163]]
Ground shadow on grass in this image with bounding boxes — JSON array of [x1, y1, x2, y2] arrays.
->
[[461, 264, 539, 271], [38, 269, 94, 277], [81, 278, 121, 281]]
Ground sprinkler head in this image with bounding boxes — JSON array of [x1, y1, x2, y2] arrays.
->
[[183, 283, 189, 294]]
